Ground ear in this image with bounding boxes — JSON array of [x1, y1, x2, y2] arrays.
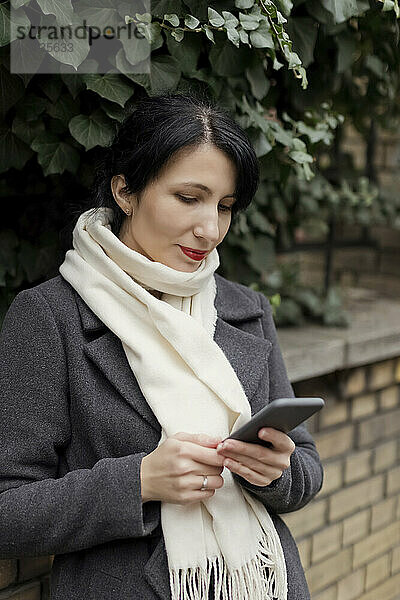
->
[[111, 174, 126, 201], [111, 175, 132, 214]]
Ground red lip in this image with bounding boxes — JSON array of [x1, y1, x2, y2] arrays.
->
[[179, 245, 209, 261]]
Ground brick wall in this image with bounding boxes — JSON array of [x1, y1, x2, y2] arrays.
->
[[1, 357, 399, 599], [282, 357, 400, 600], [283, 123, 400, 294]]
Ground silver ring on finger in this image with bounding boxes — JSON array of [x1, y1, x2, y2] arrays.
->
[[200, 475, 208, 491]]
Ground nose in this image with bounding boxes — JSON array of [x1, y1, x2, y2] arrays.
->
[[193, 206, 220, 244]]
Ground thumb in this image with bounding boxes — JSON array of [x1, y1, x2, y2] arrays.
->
[[174, 432, 222, 448]]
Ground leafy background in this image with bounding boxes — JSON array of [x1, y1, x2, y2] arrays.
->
[[0, 0, 399, 326]]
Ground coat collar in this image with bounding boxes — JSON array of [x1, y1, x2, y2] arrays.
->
[[74, 272, 269, 433]]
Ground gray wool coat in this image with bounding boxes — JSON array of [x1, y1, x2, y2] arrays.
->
[[0, 271, 323, 600]]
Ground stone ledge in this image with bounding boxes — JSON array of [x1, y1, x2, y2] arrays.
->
[[278, 288, 400, 383]]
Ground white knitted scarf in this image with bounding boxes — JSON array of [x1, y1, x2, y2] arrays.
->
[[59, 207, 287, 600]]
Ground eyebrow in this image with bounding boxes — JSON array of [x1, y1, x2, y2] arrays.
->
[[177, 181, 236, 200]]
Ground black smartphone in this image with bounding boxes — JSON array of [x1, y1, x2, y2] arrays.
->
[[226, 397, 325, 447]]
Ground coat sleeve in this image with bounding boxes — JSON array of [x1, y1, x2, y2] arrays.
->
[[233, 291, 324, 514], [0, 288, 159, 559]]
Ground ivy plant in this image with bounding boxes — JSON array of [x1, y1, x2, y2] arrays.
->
[[0, 0, 399, 327]]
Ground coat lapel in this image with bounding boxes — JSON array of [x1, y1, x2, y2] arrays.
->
[[74, 273, 272, 435]]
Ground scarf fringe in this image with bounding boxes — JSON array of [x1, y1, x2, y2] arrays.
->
[[169, 531, 287, 600]]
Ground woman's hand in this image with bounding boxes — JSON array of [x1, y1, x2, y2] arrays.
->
[[140, 432, 225, 505], [216, 427, 295, 487]]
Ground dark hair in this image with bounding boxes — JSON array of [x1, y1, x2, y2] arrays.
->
[[88, 91, 259, 236]]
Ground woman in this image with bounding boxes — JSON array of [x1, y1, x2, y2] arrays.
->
[[0, 92, 323, 600]]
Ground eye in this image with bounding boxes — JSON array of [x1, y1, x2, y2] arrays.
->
[[176, 194, 197, 204], [176, 194, 232, 214], [218, 204, 232, 213]]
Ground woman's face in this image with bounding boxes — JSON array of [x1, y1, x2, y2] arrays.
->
[[111, 144, 237, 272]]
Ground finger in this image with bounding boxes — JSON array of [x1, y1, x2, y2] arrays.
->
[[223, 457, 278, 486], [180, 489, 216, 504], [174, 432, 222, 448], [219, 450, 286, 476], [220, 448, 290, 473], [258, 428, 296, 454], [217, 439, 274, 462], [191, 475, 224, 491], [179, 442, 225, 467], [190, 464, 223, 476]]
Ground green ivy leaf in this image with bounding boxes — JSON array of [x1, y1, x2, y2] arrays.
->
[[135, 12, 152, 23], [35, 14, 90, 69], [382, 0, 394, 10], [252, 130, 273, 157], [31, 131, 80, 175], [14, 91, 48, 121], [289, 150, 313, 163], [381, 0, 398, 13], [239, 12, 260, 31], [0, 4, 31, 47], [115, 49, 151, 93], [150, 55, 181, 93], [39, 77, 63, 102], [135, 21, 162, 48], [283, 47, 302, 69], [0, 66, 25, 115], [166, 30, 202, 74], [184, 14, 200, 28], [321, 0, 364, 23], [238, 27, 250, 45], [226, 27, 240, 48], [249, 21, 274, 48], [47, 93, 79, 123], [164, 13, 180, 26], [100, 99, 127, 122], [292, 137, 307, 151], [248, 211, 275, 234], [75, 0, 118, 30], [222, 11, 239, 28], [235, 0, 255, 8], [246, 61, 270, 100], [12, 116, 45, 145], [275, 0, 294, 17], [208, 7, 225, 27], [150, 0, 184, 19], [245, 235, 276, 273], [11, 0, 31, 7], [120, 21, 152, 65], [36, 0, 74, 26], [69, 109, 115, 150], [171, 29, 184, 42], [61, 74, 86, 99], [210, 44, 251, 77], [0, 128, 33, 173], [203, 24, 215, 43], [82, 73, 134, 106]]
